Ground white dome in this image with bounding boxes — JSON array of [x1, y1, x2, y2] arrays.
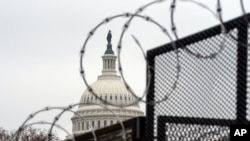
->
[[79, 75, 140, 107], [84, 77, 129, 96], [72, 74, 144, 134]]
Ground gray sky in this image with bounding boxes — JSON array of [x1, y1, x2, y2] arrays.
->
[[0, 0, 249, 139]]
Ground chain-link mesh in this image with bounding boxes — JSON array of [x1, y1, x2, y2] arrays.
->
[[155, 28, 238, 118], [146, 14, 250, 140], [165, 123, 229, 141]]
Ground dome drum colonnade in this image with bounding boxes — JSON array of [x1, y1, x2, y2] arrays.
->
[[71, 31, 144, 134]]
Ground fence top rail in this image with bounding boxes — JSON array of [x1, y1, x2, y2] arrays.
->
[[147, 13, 250, 58]]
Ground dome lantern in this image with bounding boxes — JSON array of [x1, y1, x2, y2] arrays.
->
[[100, 30, 117, 77]]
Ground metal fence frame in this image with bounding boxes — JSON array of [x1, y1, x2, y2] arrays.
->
[[146, 13, 250, 141], [65, 117, 145, 141]]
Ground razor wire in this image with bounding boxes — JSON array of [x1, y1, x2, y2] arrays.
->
[[12, 121, 72, 141], [15, 106, 93, 141], [117, 0, 179, 105], [47, 107, 91, 141], [170, 0, 229, 59], [48, 102, 126, 141], [80, 11, 177, 107], [16, 0, 250, 141], [116, 0, 248, 105], [16, 103, 126, 141]]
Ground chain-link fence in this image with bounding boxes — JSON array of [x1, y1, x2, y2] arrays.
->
[[146, 14, 250, 141]]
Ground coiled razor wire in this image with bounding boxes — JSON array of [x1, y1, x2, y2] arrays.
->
[[170, 0, 229, 59], [117, 0, 247, 105], [16, 0, 250, 141], [16, 103, 126, 141], [47, 107, 92, 141], [48, 103, 126, 141], [117, 0, 181, 105], [217, 0, 249, 48], [80, 11, 178, 107], [116, 0, 249, 106], [12, 121, 72, 141], [15, 106, 90, 141]]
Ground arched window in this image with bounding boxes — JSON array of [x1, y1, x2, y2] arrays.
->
[[108, 59, 110, 69], [98, 120, 100, 128], [82, 122, 84, 130], [78, 122, 80, 131], [92, 121, 95, 129], [104, 120, 107, 126], [110, 95, 112, 100], [105, 95, 107, 100], [87, 121, 89, 130]]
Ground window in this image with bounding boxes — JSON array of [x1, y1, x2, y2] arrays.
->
[[82, 122, 84, 130], [125, 96, 126, 100], [104, 120, 107, 126], [92, 121, 95, 128], [110, 95, 112, 100], [108, 59, 110, 69], [120, 96, 122, 100], [115, 96, 117, 100], [110, 120, 113, 125], [98, 120, 100, 128], [87, 121, 89, 130], [78, 122, 80, 131], [105, 95, 107, 100]]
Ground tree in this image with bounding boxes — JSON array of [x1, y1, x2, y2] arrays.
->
[[0, 127, 61, 141]]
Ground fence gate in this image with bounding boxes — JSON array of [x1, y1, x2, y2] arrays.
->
[[146, 14, 250, 141]]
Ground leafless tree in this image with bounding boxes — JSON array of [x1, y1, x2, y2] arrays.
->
[[0, 127, 62, 141]]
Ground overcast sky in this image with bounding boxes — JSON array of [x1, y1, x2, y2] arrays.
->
[[0, 0, 249, 139]]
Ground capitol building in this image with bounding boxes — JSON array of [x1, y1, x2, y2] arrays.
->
[[71, 31, 144, 134]]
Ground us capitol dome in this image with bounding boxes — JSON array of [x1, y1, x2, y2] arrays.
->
[[71, 31, 144, 134]]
